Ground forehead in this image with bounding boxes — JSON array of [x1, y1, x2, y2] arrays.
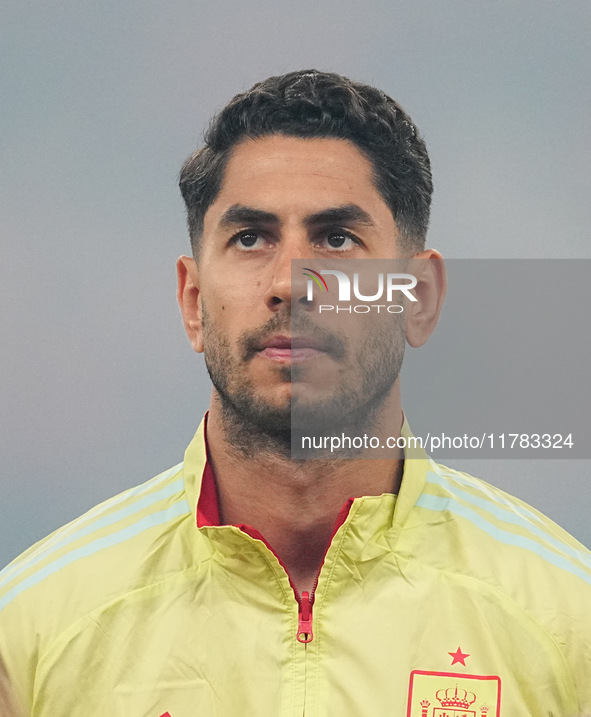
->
[[206, 135, 391, 222]]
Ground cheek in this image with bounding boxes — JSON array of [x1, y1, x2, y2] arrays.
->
[[201, 294, 255, 354], [201, 281, 236, 323], [335, 312, 406, 363], [204, 272, 259, 309]]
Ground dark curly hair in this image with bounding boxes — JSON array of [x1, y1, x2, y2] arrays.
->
[[179, 70, 432, 254]]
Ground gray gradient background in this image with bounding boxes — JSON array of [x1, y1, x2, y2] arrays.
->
[[1, 1, 590, 568]]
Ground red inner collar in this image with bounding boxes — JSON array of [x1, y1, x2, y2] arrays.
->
[[195, 414, 354, 540], [196, 459, 222, 528]]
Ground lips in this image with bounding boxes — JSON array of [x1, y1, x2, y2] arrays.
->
[[260, 335, 328, 351], [257, 335, 329, 362]]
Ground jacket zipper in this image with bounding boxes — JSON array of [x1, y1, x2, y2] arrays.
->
[[236, 501, 354, 644], [295, 499, 354, 643], [296, 572, 321, 643], [297, 591, 313, 643]]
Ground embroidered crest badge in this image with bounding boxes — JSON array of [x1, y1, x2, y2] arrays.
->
[[406, 671, 501, 717]]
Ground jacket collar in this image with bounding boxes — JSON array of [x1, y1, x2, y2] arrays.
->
[[182, 413, 431, 538]]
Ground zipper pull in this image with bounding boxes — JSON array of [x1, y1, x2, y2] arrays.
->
[[297, 591, 314, 643]]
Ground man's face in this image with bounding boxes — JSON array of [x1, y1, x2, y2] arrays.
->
[[193, 135, 407, 434]]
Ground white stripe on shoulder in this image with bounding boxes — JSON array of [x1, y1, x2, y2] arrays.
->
[[416, 491, 591, 586], [0, 499, 191, 612], [0, 463, 183, 592], [435, 465, 544, 524], [425, 469, 591, 570], [421, 470, 591, 576], [428, 468, 591, 566]]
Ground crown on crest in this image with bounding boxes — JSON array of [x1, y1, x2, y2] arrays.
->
[[435, 686, 477, 708]]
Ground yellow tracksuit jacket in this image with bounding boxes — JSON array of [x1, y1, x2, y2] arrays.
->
[[0, 418, 590, 716]]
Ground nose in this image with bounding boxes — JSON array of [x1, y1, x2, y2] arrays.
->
[[264, 238, 314, 312]]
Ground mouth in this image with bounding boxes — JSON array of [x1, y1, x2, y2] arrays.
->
[[257, 335, 329, 363]]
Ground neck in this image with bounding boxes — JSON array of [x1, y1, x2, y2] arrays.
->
[[204, 387, 404, 593]]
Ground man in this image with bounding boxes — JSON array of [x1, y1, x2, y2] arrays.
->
[[0, 70, 590, 716]]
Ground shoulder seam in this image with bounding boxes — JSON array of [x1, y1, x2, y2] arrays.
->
[[418, 470, 591, 585], [0, 489, 190, 613]]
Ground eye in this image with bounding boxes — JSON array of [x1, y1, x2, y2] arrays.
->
[[230, 231, 264, 250], [321, 231, 361, 251]]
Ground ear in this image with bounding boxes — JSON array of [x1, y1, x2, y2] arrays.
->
[[405, 249, 447, 348], [177, 256, 204, 353]]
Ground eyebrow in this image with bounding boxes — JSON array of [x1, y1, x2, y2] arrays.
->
[[304, 204, 375, 228], [218, 205, 279, 229], [218, 203, 376, 230]]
